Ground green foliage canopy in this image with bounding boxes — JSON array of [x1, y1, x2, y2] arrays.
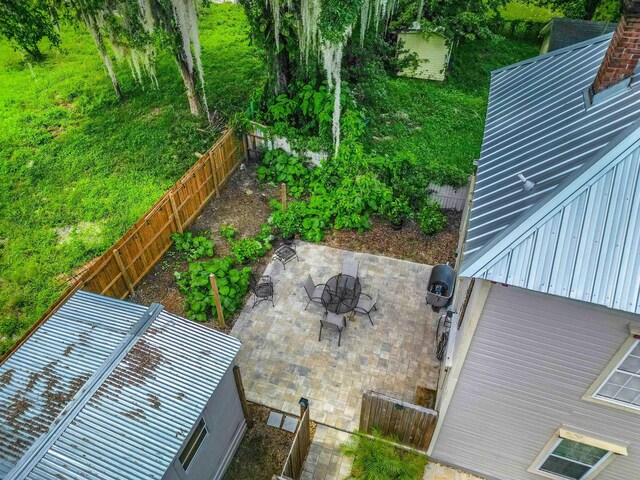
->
[[0, 0, 61, 60]]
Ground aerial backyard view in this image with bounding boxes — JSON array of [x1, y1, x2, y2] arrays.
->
[[2, 1, 640, 480]]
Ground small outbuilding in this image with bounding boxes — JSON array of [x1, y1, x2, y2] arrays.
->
[[398, 25, 452, 81], [0, 290, 245, 480], [539, 17, 616, 53]]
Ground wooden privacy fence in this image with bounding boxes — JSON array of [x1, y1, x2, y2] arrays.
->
[[0, 130, 245, 363], [281, 404, 312, 480], [359, 390, 438, 451]]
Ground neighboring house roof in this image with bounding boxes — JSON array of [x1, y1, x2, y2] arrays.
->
[[540, 17, 617, 52], [0, 290, 241, 480], [461, 34, 640, 314]]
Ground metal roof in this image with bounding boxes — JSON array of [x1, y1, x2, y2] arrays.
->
[[540, 18, 617, 52], [0, 291, 241, 480], [462, 123, 640, 314], [462, 30, 640, 313]]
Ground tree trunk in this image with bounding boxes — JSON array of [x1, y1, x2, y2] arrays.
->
[[23, 45, 44, 62], [583, 0, 600, 20], [177, 55, 204, 116], [274, 38, 291, 94], [86, 17, 124, 101]]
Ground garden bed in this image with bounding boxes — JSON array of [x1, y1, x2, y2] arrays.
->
[[223, 403, 316, 480], [130, 161, 461, 328]]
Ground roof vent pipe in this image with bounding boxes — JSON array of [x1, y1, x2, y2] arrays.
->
[[591, 0, 640, 96], [518, 173, 536, 191]]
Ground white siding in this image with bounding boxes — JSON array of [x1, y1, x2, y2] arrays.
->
[[398, 32, 451, 81], [432, 284, 640, 480]]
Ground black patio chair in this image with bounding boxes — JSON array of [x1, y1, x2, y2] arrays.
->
[[273, 243, 299, 270], [319, 311, 346, 347], [249, 272, 274, 307], [304, 274, 325, 310], [354, 291, 378, 325]]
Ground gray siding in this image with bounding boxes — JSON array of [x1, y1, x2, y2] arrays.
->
[[163, 365, 246, 480], [432, 284, 640, 479]]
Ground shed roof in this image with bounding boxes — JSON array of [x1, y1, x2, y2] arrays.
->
[[540, 18, 617, 52], [461, 34, 640, 314], [0, 290, 241, 480]]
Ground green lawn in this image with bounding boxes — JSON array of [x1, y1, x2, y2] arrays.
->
[[0, 3, 263, 353], [366, 36, 540, 183]]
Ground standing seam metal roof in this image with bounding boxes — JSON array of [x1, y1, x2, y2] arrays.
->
[[462, 33, 640, 314], [0, 291, 241, 480]]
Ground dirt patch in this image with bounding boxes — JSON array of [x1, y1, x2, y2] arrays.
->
[[324, 210, 461, 266], [224, 403, 314, 480]]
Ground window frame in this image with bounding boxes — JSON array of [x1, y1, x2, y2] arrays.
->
[[583, 325, 640, 414], [527, 429, 626, 480], [178, 418, 208, 472]]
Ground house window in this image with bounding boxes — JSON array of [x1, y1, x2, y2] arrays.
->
[[534, 438, 611, 480], [592, 338, 640, 409], [179, 418, 207, 470]]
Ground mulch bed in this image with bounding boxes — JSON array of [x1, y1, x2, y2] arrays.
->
[[130, 161, 460, 329], [223, 403, 315, 480]]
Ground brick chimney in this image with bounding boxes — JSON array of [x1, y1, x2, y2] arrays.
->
[[592, 0, 640, 96]]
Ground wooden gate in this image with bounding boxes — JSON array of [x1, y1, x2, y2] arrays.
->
[[359, 390, 438, 451], [281, 405, 312, 480]]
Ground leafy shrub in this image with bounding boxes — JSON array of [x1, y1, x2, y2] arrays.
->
[[220, 224, 236, 242], [269, 200, 329, 243], [257, 148, 310, 198], [383, 197, 413, 226], [174, 256, 250, 322], [229, 224, 273, 263], [417, 200, 447, 235], [0, 317, 25, 338], [171, 232, 214, 261], [340, 429, 427, 480]]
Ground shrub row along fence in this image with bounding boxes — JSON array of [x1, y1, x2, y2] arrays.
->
[[359, 390, 438, 451], [280, 403, 312, 480], [1, 130, 245, 363]]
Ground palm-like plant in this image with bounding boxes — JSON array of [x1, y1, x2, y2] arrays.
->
[[340, 429, 427, 480]]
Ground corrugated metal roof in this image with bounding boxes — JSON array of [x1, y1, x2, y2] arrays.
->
[[462, 123, 640, 314], [462, 33, 640, 313], [0, 291, 241, 480]]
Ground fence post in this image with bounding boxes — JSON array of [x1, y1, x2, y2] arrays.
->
[[233, 366, 254, 428], [168, 192, 183, 234], [114, 250, 135, 296], [208, 150, 220, 198], [209, 274, 225, 328], [281, 183, 287, 212]]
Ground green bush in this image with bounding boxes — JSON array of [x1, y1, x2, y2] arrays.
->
[[174, 256, 250, 322], [220, 224, 237, 242], [257, 148, 310, 198], [383, 197, 413, 226], [340, 429, 427, 480], [171, 232, 215, 261], [230, 224, 273, 263], [417, 200, 447, 236]]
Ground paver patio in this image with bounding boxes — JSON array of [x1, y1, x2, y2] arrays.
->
[[231, 242, 441, 432]]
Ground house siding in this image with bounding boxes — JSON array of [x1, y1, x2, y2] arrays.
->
[[431, 283, 640, 479], [398, 32, 450, 81], [163, 364, 245, 480]]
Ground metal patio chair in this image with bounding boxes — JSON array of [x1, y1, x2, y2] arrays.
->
[[304, 274, 325, 310], [342, 256, 359, 278], [354, 291, 378, 325], [249, 272, 274, 308], [319, 311, 347, 347]]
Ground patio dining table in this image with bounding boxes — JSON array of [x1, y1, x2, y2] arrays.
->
[[321, 274, 361, 314]]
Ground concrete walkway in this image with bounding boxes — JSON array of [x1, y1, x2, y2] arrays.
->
[[231, 242, 440, 432], [423, 462, 485, 480], [300, 425, 353, 480]]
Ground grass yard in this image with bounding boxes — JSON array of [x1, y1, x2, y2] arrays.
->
[[0, 3, 263, 354], [366, 36, 539, 183]]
